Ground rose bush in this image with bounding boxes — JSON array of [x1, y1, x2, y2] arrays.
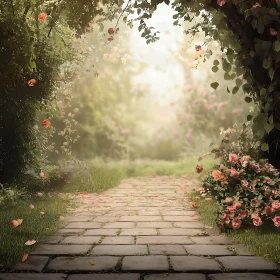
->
[[201, 125, 280, 231]]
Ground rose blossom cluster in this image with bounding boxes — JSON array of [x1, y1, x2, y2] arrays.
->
[[203, 153, 280, 230]]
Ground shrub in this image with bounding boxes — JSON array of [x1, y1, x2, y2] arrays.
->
[[201, 125, 280, 231]]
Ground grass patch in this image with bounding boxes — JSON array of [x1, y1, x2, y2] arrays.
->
[[0, 195, 69, 270], [189, 192, 280, 264]]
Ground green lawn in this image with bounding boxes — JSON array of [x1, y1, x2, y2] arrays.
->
[[189, 192, 280, 264]]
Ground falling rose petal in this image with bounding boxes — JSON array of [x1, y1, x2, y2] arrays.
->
[[17, 219, 23, 225], [30, 204, 35, 209], [35, 192, 43, 197], [11, 220, 19, 228], [21, 253, 29, 263], [25, 239, 36, 246], [40, 212, 45, 215], [40, 172, 45, 178], [59, 216, 65, 220]]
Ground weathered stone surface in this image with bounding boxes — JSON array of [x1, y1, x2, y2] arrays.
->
[[122, 256, 169, 271], [68, 274, 141, 280], [93, 216, 120, 222], [228, 245, 254, 256], [103, 222, 135, 228], [161, 211, 195, 216], [184, 245, 234, 256], [120, 216, 162, 222], [163, 216, 194, 222], [65, 222, 102, 229], [101, 236, 135, 244], [42, 236, 64, 244], [170, 256, 221, 272], [159, 228, 203, 236], [0, 274, 67, 280], [216, 256, 278, 271], [190, 236, 235, 245], [137, 236, 193, 245], [12, 256, 49, 272], [60, 235, 101, 244], [208, 273, 279, 280], [47, 256, 120, 271], [56, 228, 85, 235], [91, 245, 148, 255], [137, 222, 173, 228], [149, 245, 187, 255], [64, 216, 94, 222], [31, 244, 91, 255], [120, 229, 157, 236], [144, 274, 206, 280], [173, 222, 205, 228], [84, 229, 120, 236]]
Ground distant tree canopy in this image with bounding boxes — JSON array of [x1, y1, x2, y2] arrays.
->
[[1, 0, 280, 183]]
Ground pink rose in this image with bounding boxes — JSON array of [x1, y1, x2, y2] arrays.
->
[[230, 169, 239, 179], [233, 201, 242, 210], [240, 156, 249, 167], [272, 216, 280, 227], [229, 153, 238, 165], [225, 197, 233, 204], [270, 28, 277, 36], [248, 185, 255, 192], [217, 0, 226, 6], [264, 177, 272, 184], [272, 200, 280, 211], [239, 209, 248, 219], [241, 180, 249, 187], [227, 206, 236, 213], [251, 198, 261, 208], [252, 163, 261, 173], [252, 214, 262, 226], [264, 205, 274, 217], [223, 213, 230, 224], [253, 2, 261, 8], [232, 219, 242, 229]]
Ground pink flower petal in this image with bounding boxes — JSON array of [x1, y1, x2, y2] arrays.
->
[[25, 239, 36, 246]]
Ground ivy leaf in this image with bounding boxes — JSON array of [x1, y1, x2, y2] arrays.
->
[[210, 82, 219, 90], [212, 66, 219, 73], [269, 68, 275, 80], [264, 123, 274, 133], [273, 40, 280, 52], [213, 60, 220, 66], [235, 78, 242, 87], [262, 57, 272, 69], [245, 96, 252, 103], [232, 86, 239, 94], [261, 143, 269, 151]]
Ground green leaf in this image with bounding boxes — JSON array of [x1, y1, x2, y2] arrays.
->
[[245, 96, 252, 103], [264, 123, 274, 133], [222, 62, 232, 73], [213, 60, 220, 66], [210, 82, 219, 90], [224, 73, 232, 80], [262, 57, 272, 69], [235, 78, 242, 87], [212, 66, 219, 73], [269, 68, 275, 80], [261, 143, 269, 151], [232, 86, 239, 94], [273, 40, 280, 52]]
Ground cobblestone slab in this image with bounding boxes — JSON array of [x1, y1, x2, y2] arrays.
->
[[60, 235, 101, 244], [65, 222, 102, 229], [184, 245, 234, 256], [68, 274, 141, 280], [149, 245, 187, 255], [137, 236, 193, 244], [120, 216, 163, 222], [120, 229, 158, 235], [144, 274, 206, 280], [173, 222, 205, 228], [103, 222, 135, 228], [137, 222, 173, 228], [190, 236, 235, 245], [12, 256, 49, 272], [159, 228, 203, 236], [84, 229, 120, 235], [170, 256, 221, 272], [47, 256, 120, 271], [31, 244, 91, 255], [122, 256, 169, 271], [42, 236, 64, 244], [91, 245, 148, 255], [0, 274, 67, 280], [101, 236, 135, 244], [208, 273, 280, 280], [216, 256, 278, 271], [56, 228, 85, 235]]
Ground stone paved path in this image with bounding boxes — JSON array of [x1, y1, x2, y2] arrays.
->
[[2, 176, 279, 280]]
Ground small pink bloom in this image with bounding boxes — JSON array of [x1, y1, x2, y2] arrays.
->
[[189, 201, 197, 208], [38, 12, 47, 21], [265, 205, 274, 217], [217, 0, 226, 6], [252, 214, 262, 226], [225, 197, 234, 204], [11, 220, 19, 228], [29, 204, 35, 209], [227, 206, 236, 213], [239, 209, 248, 219], [272, 200, 280, 211], [195, 45, 202, 51], [241, 156, 249, 167], [253, 2, 261, 8], [28, 79, 36, 86], [270, 28, 277, 36], [272, 216, 280, 227], [35, 192, 43, 197], [223, 213, 231, 224], [252, 163, 261, 173], [232, 219, 242, 229], [25, 240, 36, 246], [229, 153, 238, 165], [241, 180, 249, 187], [264, 177, 272, 184], [40, 212, 44, 215], [230, 169, 239, 179], [233, 201, 242, 210], [40, 172, 45, 178]]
